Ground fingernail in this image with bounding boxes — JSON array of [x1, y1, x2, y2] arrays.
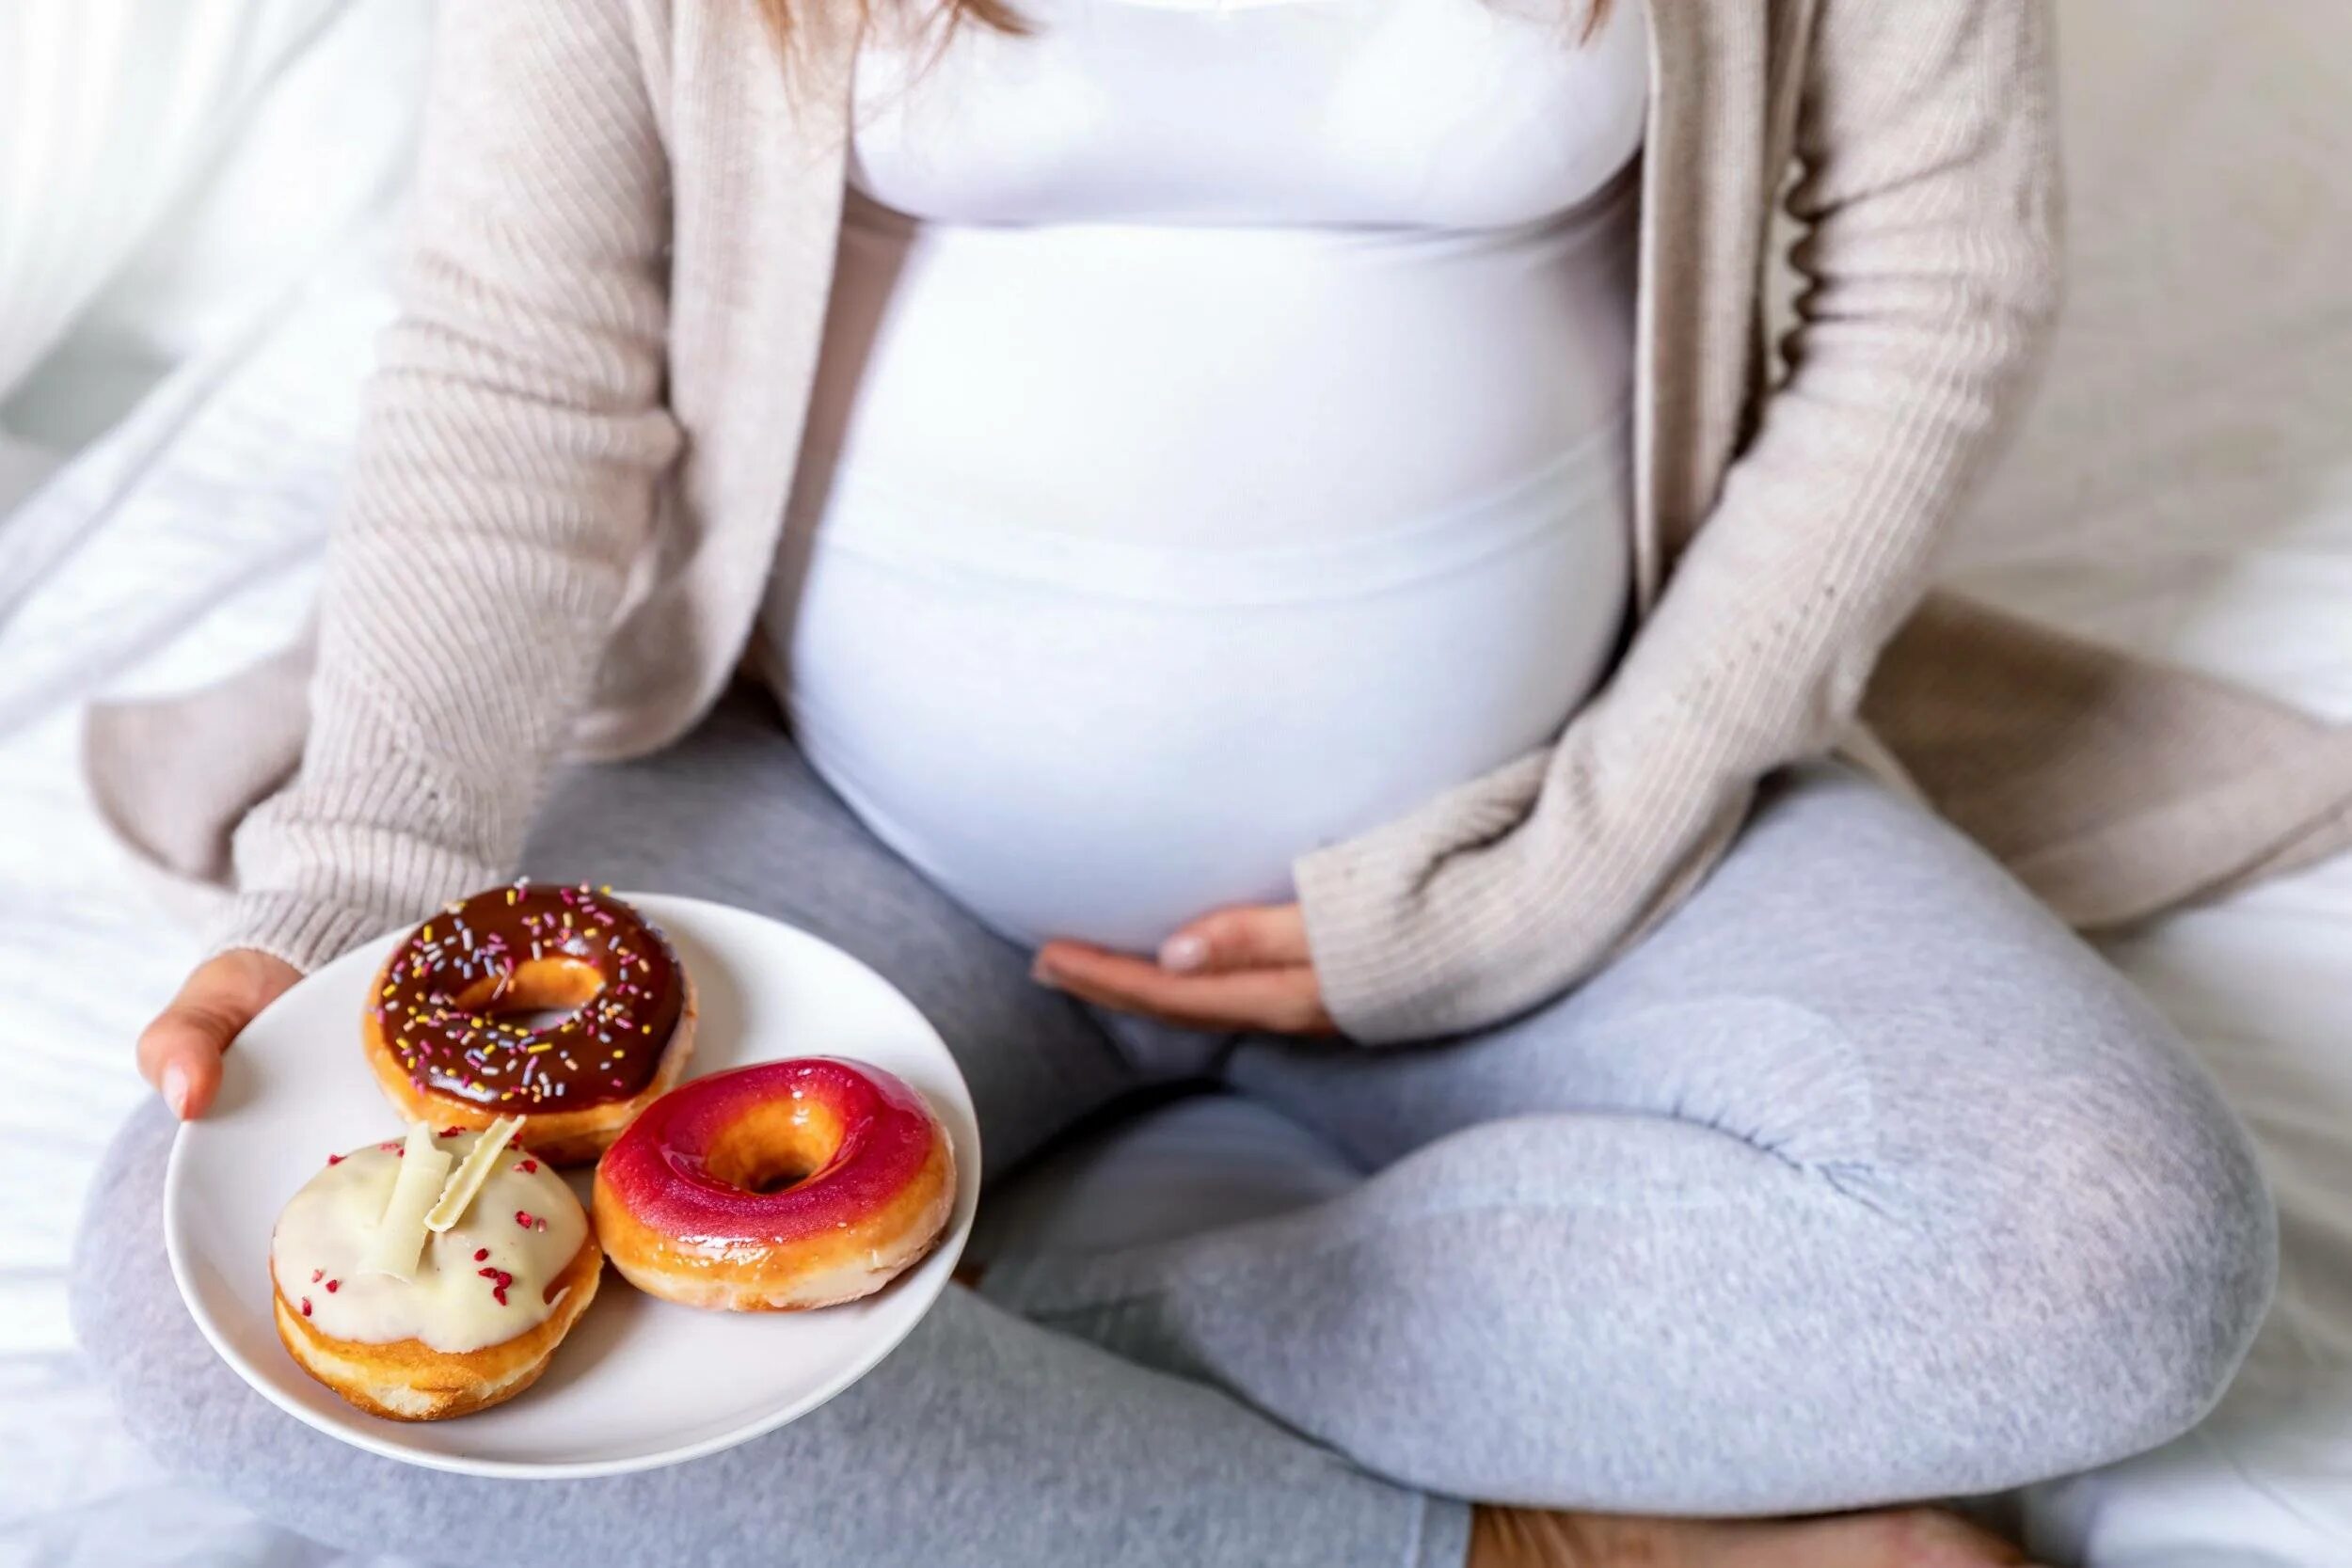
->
[[161, 1062, 192, 1119], [1158, 934, 1209, 973]]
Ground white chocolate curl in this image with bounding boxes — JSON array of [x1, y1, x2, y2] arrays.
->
[[357, 1123, 452, 1279], [424, 1115, 524, 1233]]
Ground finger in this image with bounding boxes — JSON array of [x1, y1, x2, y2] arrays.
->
[[1076, 963, 1328, 1035], [136, 952, 300, 1119], [1157, 903, 1311, 974], [1036, 943, 1329, 1034], [137, 1006, 230, 1120]]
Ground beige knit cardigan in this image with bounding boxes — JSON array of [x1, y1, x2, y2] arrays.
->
[[84, 0, 2352, 1042]]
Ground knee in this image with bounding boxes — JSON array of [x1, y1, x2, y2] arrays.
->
[[1979, 1019, 2277, 1470], [70, 1104, 223, 1480], [70, 1103, 170, 1368]]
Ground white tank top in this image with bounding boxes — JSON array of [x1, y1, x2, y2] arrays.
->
[[762, 0, 1648, 952]]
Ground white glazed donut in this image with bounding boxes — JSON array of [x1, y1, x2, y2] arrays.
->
[[270, 1121, 600, 1421]]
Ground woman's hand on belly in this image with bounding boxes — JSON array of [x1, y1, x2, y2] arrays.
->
[[1031, 903, 1333, 1037]]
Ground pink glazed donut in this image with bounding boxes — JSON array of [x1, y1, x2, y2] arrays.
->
[[592, 1058, 957, 1311]]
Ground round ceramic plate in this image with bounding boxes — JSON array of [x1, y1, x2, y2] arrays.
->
[[166, 893, 980, 1480]]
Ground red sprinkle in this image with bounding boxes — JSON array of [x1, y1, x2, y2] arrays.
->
[[439, 1125, 465, 1137], [514, 1210, 536, 1229], [299, 1298, 312, 1317], [376, 1141, 397, 1152], [326, 1278, 341, 1292], [478, 1265, 515, 1307], [474, 1247, 490, 1261], [516, 1159, 539, 1174], [310, 1269, 324, 1283], [326, 1153, 344, 1165]]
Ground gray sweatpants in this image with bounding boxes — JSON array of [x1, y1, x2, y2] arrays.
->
[[72, 693, 2277, 1568]]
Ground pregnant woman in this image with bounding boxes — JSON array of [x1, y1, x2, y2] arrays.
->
[[78, 0, 2281, 1564]]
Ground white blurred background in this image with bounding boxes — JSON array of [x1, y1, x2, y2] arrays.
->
[[0, 0, 425, 503]]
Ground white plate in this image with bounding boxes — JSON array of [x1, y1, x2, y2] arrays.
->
[[166, 894, 980, 1480]]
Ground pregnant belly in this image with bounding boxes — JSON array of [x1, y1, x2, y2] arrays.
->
[[777, 471, 1627, 953]]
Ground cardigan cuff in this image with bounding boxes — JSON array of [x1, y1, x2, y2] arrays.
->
[[204, 891, 402, 975], [1293, 826, 1604, 1047], [1294, 718, 1753, 1045], [1292, 844, 1448, 1044]]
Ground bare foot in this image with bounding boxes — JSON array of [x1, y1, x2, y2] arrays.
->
[[1469, 1504, 2039, 1568]]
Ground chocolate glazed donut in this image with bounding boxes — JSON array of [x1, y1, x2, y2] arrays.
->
[[361, 883, 696, 1165]]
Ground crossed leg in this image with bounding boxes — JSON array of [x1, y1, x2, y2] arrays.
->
[[989, 768, 2277, 1514], [74, 704, 2275, 1566]]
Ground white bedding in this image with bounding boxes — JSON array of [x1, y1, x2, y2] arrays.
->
[[0, 238, 403, 1568], [2, 2, 2348, 1563], [0, 0, 428, 501]]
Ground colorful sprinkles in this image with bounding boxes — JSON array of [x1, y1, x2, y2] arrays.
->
[[372, 882, 682, 1113]]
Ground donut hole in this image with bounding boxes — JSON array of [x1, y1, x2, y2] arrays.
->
[[746, 1161, 818, 1196], [699, 1101, 848, 1198], [450, 957, 606, 1033]]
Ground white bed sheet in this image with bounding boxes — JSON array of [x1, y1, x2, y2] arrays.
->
[[2, 2, 2348, 1562], [0, 235, 409, 1568]]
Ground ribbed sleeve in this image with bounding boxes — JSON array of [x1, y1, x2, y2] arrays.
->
[[1296, 0, 2064, 1041], [209, 891, 404, 976], [208, 0, 678, 971]]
